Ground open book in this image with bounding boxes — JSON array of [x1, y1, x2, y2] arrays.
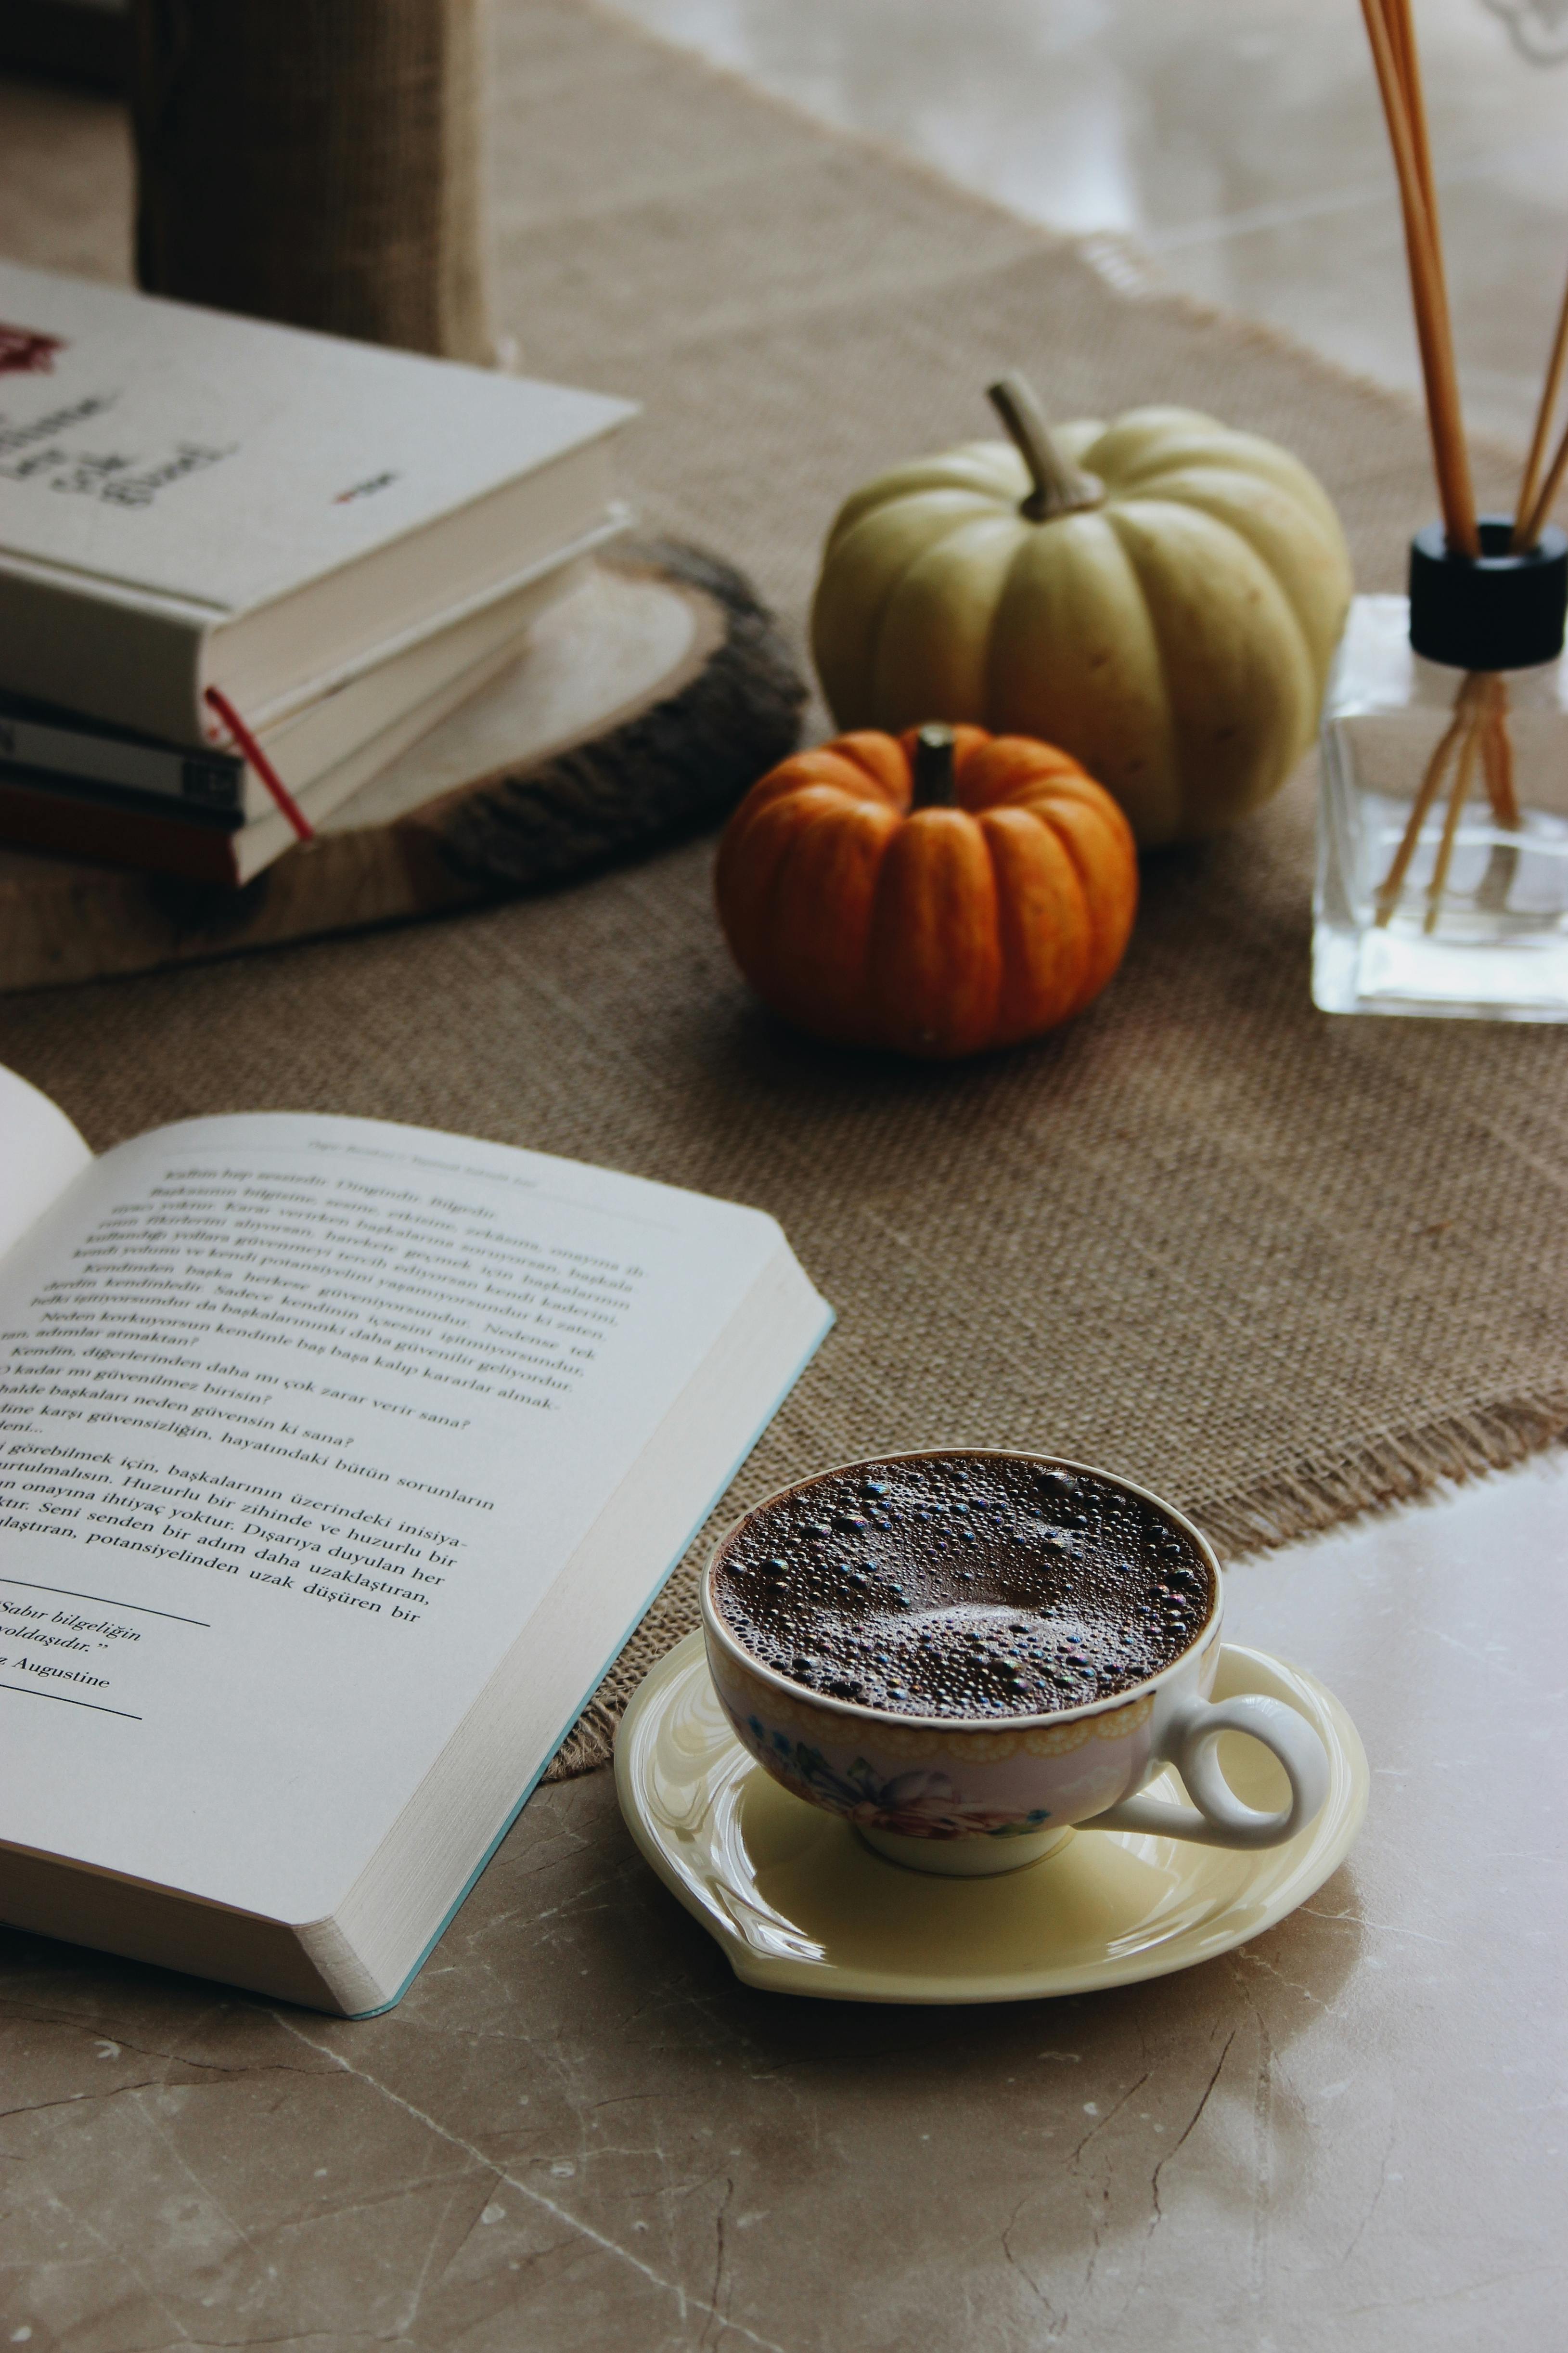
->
[[0, 1071, 830, 2013]]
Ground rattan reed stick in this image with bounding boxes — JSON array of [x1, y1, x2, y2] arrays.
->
[[1359, 0, 1478, 554], [1424, 708, 1483, 932], [1517, 416, 1568, 554], [1374, 675, 1480, 924], [1514, 263, 1568, 544]]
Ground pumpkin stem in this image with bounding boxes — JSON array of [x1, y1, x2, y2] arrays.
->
[[911, 723, 958, 807], [988, 373, 1103, 522]]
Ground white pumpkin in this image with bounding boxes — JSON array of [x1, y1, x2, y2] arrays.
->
[[810, 377, 1354, 847]]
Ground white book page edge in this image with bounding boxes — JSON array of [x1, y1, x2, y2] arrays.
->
[[0, 1068, 92, 1262]]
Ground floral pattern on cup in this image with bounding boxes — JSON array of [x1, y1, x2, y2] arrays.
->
[[740, 1707, 1055, 1840]]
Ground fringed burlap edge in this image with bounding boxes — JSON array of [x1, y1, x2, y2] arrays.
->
[[1192, 1390, 1568, 1557], [546, 1390, 1568, 1782]]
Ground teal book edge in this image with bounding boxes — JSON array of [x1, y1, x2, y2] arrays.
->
[[345, 1297, 835, 2018]]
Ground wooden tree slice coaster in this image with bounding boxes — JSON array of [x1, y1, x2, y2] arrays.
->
[[0, 540, 807, 995]]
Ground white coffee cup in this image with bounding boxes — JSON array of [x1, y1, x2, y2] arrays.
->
[[702, 1450, 1330, 1877]]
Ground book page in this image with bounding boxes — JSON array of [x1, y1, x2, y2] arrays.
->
[[0, 1113, 788, 1921], [0, 1067, 92, 1261]]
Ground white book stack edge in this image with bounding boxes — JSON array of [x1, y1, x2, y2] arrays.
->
[[0, 261, 637, 877], [0, 520, 625, 824], [0, 261, 637, 746], [0, 1068, 831, 2012], [0, 543, 618, 884]]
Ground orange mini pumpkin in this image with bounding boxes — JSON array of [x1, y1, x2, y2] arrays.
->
[[715, 724, 1138, 1059]]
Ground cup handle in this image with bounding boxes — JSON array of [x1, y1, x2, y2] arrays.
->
[[1092, 1693, 1331, 1849]]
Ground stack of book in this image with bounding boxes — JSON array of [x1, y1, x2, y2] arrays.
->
[[0, 261, 635, 884]]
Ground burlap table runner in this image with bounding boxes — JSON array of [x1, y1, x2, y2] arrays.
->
[[2, 1, 1564, 1777]]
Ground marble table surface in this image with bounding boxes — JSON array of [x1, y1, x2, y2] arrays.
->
[[2, 1458, 1563, 2352]]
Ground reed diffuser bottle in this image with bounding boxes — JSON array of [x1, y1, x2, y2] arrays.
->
[[1315, 524, 1568, 1019], [1315, 0, 1568, 1020]]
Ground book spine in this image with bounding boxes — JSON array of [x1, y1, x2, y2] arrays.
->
[[0, 771, 243, 885], [0, 566, 211, 746], [0, 716, 243, 813]]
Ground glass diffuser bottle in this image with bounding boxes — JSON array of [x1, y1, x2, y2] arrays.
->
[[1315, 517, 1568, 1019], [1325, 0, 1568, 1018]]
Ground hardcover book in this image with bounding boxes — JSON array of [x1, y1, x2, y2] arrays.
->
[[0, 521, 621, 825], [0, 551, 607, 883], [0, 261, 635, 747]]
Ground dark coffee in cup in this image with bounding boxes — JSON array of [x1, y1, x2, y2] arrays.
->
[[712, 1451, 1216, 1720]]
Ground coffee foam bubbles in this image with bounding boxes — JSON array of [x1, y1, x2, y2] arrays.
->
[[714, 1454, 1213, 1721]]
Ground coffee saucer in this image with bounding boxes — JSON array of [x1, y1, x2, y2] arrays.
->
[[614, 1632, 1368, 2003]]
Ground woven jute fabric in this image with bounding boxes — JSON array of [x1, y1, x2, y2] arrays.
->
[[3, 1, 1566, 1779], [131, 0, 492, 361]]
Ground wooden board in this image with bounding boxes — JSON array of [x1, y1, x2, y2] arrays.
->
[[0, 540, 806, 994]]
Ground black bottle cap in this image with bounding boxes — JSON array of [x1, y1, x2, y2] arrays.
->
[[1408, 515, 1568, 671]]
